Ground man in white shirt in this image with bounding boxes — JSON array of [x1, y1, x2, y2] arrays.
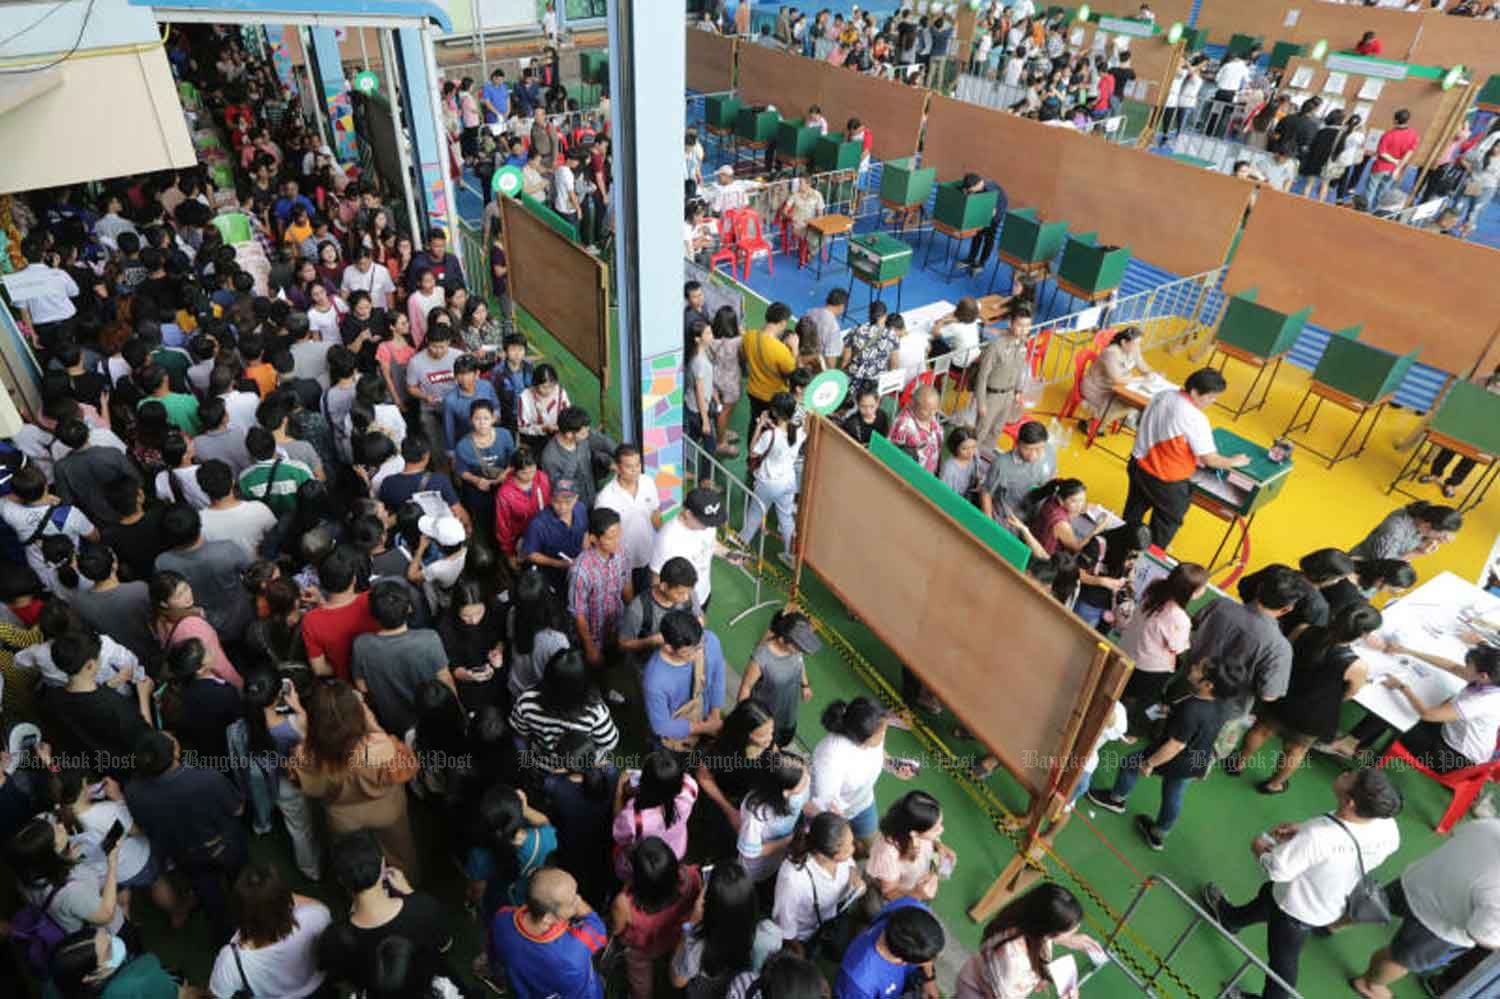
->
[[1213, 51, 1254, 100], [1352, 818, 1500, 999], [552, 152, 581, 225], [649, 487, 726, 611], [1202, 769, 1403, 999], [593, 443, 662, 596], [196, 460, 276, 559], [10, 239, 79, 346], [340, 246, 397, 311]]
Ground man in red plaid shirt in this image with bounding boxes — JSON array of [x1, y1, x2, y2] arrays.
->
[[568, 506, 634, 667]]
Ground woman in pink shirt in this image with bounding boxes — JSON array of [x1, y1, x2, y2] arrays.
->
[[612, 751, 700, 882], [149, 570, 243, 689], [1118, 562, 1206, 734]]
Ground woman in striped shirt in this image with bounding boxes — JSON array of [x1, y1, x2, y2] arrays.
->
[[509, 647, 620, 762]]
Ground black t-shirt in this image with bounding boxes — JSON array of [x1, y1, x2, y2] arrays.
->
[[124, 765, 243, 860], [1279, 585, 1330, 638], [840, 410, 891, 448], [65, 371, 110, 411], [42, 686, 153, 770], [380, 471, 460, 511], [438, 608, 506, 669], [1322, 578, 1365, 618], [163, 677, 243, 760], [1109, 67, 1136, 98], [1152, 696, 1234, 780], [343, 892, 452, 961]]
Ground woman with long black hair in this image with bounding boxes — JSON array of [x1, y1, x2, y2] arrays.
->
[[436, 578, 505, 711], [609, 836, 702, 999], [504, 568, 571, 700], [671, 858, 784, 994], [465, 783, 556, 919], [956, 883, 1103, 998]]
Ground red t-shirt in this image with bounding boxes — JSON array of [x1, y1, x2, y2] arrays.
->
[[301, 592, 380, 682], [1372, 127, 1419, 173], [1094, 74, 1116, 112], [1356, 39, 1382, 56]]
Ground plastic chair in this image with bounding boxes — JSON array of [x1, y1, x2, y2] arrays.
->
[[735, 209, 774, 281], [1377, 739, 1500, 834], [778, 206, 809, 268], [211, 212, 254, 245], [1060, 348, 1098, 421], [708, 210, 740, 277]]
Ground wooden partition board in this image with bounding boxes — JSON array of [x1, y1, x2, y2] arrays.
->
[[924, 97, 1248, 277], [736, 43, 821, 129], [736, 43, 927, 161], [922, 94, 1069, 214], [1049, 130, 1252, 277], [1194, 0, 1423, 57], [686, 30, 736, 94], [1224, 188, 1500, 377], [797, 416, 1128, 796], [1281, 56, 1462, 164], [499, 196, 608, 377], [816, 67, 928, 161], [1411, 16, 1500, 82]]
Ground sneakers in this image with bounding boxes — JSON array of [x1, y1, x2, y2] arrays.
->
[[1201, 882, 1229, 925], [1087, 789, 1126, 814], [1135, 815, 1166, 851], [605, 689, 628, 706]]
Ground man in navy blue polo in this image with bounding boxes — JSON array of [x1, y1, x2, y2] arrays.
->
[[490, 867, 607, 999], [520, 477, 587, 593], [960, 171, 1010, 275]]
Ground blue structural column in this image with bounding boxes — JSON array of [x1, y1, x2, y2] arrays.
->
[[607, 0, 686, 507], [308, 27, 357, 165], [393, 27, 459, 243]]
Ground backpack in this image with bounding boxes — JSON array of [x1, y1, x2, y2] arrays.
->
[[1428, 161, 1468, 198], [12, 883, 67, 976]]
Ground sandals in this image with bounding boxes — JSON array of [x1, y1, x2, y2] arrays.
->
[[1255, 779, 1288, 795]]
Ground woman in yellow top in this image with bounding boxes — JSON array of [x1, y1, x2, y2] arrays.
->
[[740, 302, 799, 425]]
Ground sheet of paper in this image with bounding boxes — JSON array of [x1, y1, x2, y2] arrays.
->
[[1359, 77, 1385, 101], [1324, 71, 1348, 94], [1069, 26, 1085, 46], [1290, 66, 1314, 89], [1283, 9, 1301, 27], [1048, 956, 1080, 997]]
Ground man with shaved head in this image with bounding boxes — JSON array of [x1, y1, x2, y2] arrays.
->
[[488, 866, 608, 999]]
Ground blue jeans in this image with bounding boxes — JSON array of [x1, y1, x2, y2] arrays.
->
[[1452, 187, 1497, 230], [1364, 170, 1399, 212], [1069, 767, 1096, 807], [1109, 753, 1191, 834]]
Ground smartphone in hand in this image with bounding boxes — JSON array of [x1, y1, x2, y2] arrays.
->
[[99, 819, 126, 855]]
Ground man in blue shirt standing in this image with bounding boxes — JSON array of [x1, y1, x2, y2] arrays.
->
[[642, 610, 725, 753], [520, 478, 587, 593], [836, 898, 945, 999], [490, 867, 608, 999], [960, 171, 1009, 275], [512, 67, 540, 118], [442, 355, 500, 449], [480, 68, 510, 127]]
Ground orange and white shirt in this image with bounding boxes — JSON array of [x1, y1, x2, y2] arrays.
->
[[1131, 390, 1216, 482]]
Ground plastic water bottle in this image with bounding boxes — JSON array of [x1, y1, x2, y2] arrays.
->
[[1047, 416, 1073, 453]]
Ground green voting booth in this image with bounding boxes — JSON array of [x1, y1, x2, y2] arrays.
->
[[1227, 33, 1264, 58], [995, 208, 1069, 289], [1190, 428, 1296, 571], [579, 51, 609, 84], [1049, 235, 1130, 314], [776, 119, 820, 170], [1389, 381, 1500, 512], [814, 132, 863, 171], [922, 181, 998, 282], [1282, 328, 1419, 468], [879, 158, 936, 235], [847, 233, 913, 312], [705, 95, 741, 130], [1208, 289, 1313, 419], [736, 107, 780, 144]]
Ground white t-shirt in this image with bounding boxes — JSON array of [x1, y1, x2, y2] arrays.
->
[[307, 299, 348, 344], [1443, 685, 1500, 765], [155, 467, 213, 509], [595, 476, 661, 571], [208, 901, 332, 999], [22, 860, 125, 934], [772, 855, 861, 943], [1261, 815, 1401, 927], [74, 800, 151, 886], [200, 502, 278, 559], [553, 165, 577, 214], [340, 262, 397, 310], [1215, 59, 1250, 93], [0, 500, 95, 575], [650, 517, 716, 605], [1131, 390, 1217, 481], [896, 331, 929, 383], [1400, 818, 1500, 948], [945, 319, 982, 367], [810, 732, 883, 818]]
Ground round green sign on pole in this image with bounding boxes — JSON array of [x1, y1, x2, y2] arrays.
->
[[1309, 39, 1328, 61], [969, 0, 982, 9], [805, 370, 850, 416], [492, 165, 524, 198], [1443, 65, 1465, 91], [1166, 21, 1183, 44], [1076, 4, 1091, 21], [353, 71, 379, 95]]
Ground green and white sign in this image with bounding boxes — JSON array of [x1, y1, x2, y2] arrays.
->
[[1167, 21, 1183, 44], [353, 71, 379, 95]]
